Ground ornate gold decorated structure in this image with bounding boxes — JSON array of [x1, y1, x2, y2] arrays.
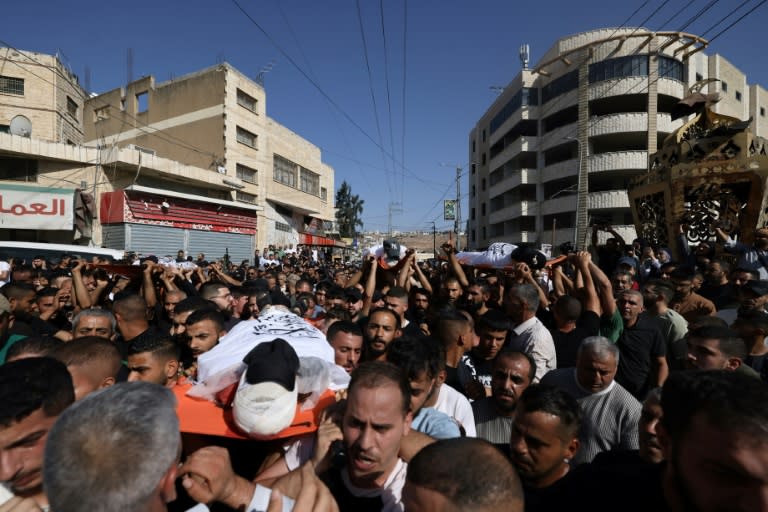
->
[[628, 80, 768, 255]]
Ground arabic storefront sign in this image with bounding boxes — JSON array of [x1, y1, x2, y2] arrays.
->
[[0, 185, 74, 230]]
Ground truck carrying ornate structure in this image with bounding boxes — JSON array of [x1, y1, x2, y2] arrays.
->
[[628, 79, 768, 256]]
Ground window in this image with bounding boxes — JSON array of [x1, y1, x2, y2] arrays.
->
[[136, 91, 148, 113], [236, 126, 257, 149], [657, 56, 683, 82], [236, 191, 257, 204], [722, 81, 728, 93], [236, 163, 258, 184], [482, 129, 486, 142], [472, 140, 476, 153], [762, 107, 766, 117], [481, 153, 486, 165], [482, 226, 486, 239], [0, 156, 38, 182], [471, 208, 476, 220], [471, 163, 476, 175], [542, 71, 578, 104], [481, 203, 486, 216], [472, 185, 476, 197], [321, 187, 328, 201], [94, 106, 109, 122], [481, 178, 486, 191], [695, 73, 703, 82], [589, 55, 649, 83], [66, 97, 78, 118], [275, 221, 292, 232], [0, 76, 24, 95], [490, 87, 539, 134], [273, 154, 297, 188], [471, 229, 476, 243], [237, 89, 258, 113], [736, 91, 742, 102], [300, 167, 320, 196]]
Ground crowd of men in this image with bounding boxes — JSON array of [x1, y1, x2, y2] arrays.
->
[[1, 225, 768, 512]]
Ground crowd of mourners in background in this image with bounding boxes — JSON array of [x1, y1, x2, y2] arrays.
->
[[1, 221, 768, 512]]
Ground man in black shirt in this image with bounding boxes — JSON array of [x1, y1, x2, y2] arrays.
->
[[615, 290, 668, 400]]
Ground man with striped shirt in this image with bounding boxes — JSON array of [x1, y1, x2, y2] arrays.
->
[[541, 336, 641, 464]]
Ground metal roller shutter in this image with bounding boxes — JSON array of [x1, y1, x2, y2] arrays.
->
[[188, 230, 253, 265], [126, 224, 186, 258], [101, 224, 126, 252]]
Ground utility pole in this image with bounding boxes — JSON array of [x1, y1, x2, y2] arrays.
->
[[455, 166, 462, 252], [428, 221, 436, 257], [387, 202, 402, 239]]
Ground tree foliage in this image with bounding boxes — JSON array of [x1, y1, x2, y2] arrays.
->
[[335, 181, 364, 238]]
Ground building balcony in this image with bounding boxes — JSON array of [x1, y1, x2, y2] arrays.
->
[[489, 168, 534, 197], [588, 77, 647, 100], [587, 150, 647, 173], [488, 200, 538, 224], [541, 158, 578, 183], [488, 136, 538, 170], [587, 112, 677, 137], [489, 108, 535, 147], [656, 77, 685, 99], [539, 122, 578, 151], [541, 189, 630, 216]]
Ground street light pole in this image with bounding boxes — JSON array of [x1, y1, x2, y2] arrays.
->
[[455, 166, 462, 252]]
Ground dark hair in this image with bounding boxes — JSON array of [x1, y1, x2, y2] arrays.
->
[[409, 287, 431, 300], [126, 336, 181, 360], [326, 285, 345, 302], [53, 337, 122, 377], [367, 306, 402, 331], [324, 306, 351, 323], [644, 279, 675, 303], [407, 437, 523, 510], [518, 384, 582, 439], [553, 295, 582, 322], [661, 370, 768, 444], [386, 336, 442, 381], [0, 357, 74, 426], [185, 308, 226, 332], [327, 320, 363, 341], [349, 361, 411, 417], [172, 297, 212, 317], [36, 287, 59, 299], [6, 336, 64, 361], [0, 282, 36, 301], [386, 286, 409, 301], [477, 309, 510, 333], [688, 325, 748, 360], [495, 348, 536, 383]]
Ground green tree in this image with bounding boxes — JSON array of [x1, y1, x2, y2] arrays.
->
[[335, 181, 364, 238]]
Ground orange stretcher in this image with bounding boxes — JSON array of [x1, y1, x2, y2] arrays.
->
[[174, 382, 337, 440]]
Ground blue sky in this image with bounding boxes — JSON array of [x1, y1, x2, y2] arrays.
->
[[3, 0, 766, 233]]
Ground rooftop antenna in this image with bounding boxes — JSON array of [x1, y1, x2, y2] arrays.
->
[[255, 60, 276, 85], [520, 44, 530, 70]]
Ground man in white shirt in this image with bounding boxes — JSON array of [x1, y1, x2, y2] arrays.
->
[[505, 284, 556, 381]]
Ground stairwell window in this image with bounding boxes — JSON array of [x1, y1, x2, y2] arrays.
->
[[237, 89, 258, 113], [237, 127, 257, 149]]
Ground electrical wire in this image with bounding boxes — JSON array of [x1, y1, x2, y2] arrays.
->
[[355, 0, 394, 197], [379, 0, 399, 200]]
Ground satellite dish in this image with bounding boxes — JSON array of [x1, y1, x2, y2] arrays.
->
[[9, 115, 32, 138]]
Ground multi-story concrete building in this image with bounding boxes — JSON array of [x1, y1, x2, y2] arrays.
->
[[0, 51, 336, 262], [468, 28, 768, 250], [82, 63, 337, 259], [0, 47, 86, 144]]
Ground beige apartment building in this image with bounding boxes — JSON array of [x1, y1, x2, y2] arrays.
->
[[468, 28, 768, 251], [0, 47, 86, 144], [0, 50, 335, 262], [83, 63, 337, 259]]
